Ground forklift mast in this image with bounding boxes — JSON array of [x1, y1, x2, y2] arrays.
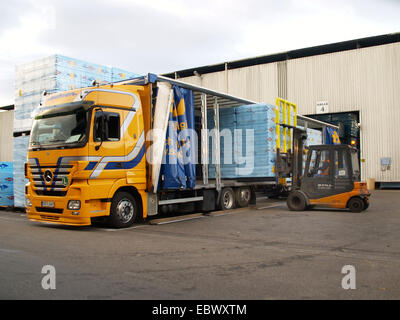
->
[[275, 126, 307, 189]]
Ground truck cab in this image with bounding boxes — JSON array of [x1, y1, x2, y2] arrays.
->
[[26, 84, 149, 227]]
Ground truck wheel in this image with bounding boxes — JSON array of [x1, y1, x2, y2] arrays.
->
[[287, 191, 307, 211], [108, 192, 138, 228], [235, 187, 251, 208], [348, 197, 365, 213], [219, 188, 235, 210]]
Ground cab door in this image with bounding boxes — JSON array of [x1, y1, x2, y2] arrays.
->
[[88, 107, 126, 181], [302, 148, 335, 199], [332, 147, 354, 194], [123, 105, 146, 185]]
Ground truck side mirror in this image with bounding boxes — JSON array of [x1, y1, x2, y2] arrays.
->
[[95, 108, 105, 151]]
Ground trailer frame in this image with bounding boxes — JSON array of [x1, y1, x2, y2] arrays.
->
[[120, 74, 338, 214]]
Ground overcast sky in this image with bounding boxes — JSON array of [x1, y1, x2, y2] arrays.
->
[[0, 0, 399, 106]]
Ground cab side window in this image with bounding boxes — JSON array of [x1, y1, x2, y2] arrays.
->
[[307, 149, 330, 177], [94, 111, 120, 142], [106, 114, 120, 141], [334, 150, 349, 178]]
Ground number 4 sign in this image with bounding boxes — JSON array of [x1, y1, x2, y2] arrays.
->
[[316, 101, 329, 114]]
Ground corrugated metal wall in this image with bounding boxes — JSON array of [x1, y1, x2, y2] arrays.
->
[[177, 42, 400, 182], [228, 64, 278, 103], [179, 64, 278, 104], [286, 43, 400, 182], [0, 110, 14, 162]]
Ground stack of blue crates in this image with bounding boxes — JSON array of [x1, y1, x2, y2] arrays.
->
[[12, 54, 140, 207], [12, 136, 30, 207], [0, 162, 14, 206], [305, 127, 322, 146], [207, 103, 279, 179], [236, 104, 278, 178], [14, 55, 140, 132], [207, 107, 236, 178], [297, 126, 323, 173]]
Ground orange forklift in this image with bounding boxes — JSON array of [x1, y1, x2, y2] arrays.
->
[[277, 127, 370, 212]]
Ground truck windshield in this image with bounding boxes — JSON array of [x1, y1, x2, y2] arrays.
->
[[30, 105, 89, 148]]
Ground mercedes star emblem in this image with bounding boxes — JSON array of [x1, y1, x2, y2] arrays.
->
[[44, 170, 53, 183]]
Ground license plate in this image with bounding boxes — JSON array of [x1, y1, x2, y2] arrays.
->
[[41, 201, 55, 208]]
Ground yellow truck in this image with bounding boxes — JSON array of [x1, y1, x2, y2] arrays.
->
[[25, 74, 337, 228]]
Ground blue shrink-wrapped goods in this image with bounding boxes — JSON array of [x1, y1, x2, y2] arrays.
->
[[235, 104, 277, 178], [14, 54, 140, 133], [306, 128, 323, 146], [207, 107, 236, 178], [207, 103, 278, 179], [111, 67, 140, 82], [13, 135, 30, 208], [0, 162, 14, 206], [296, 126, 323, 173], [296, 126, 322, 147]]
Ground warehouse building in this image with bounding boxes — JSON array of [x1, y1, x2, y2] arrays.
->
[[0, 105, 14, 163], [164, 33, 400, 186]]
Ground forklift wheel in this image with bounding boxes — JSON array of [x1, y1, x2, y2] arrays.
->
[[287, 191, 307, 211], [348, 197, 365, 213]]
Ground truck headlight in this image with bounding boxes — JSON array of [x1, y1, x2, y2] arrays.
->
[[67, 200, 81, 210], [25, 198, 32, 207]]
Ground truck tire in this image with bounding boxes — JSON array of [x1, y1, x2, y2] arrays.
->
[[348, 197, 365, 213], [219, 188, 235, 210], [287, 191, 307, 211], [235, 187, 251, 208], [108, 191, 138, 228]]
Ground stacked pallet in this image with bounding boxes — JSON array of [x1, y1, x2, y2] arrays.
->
[[0, 162, 14, 206], [235, 104, 277, 178], [12, 136, 30, 207], [14, 55, 139, 132], [207, 103, 279, 179], [296, 126, 323, 173], [207, 107, 236, 178], [305, 127, 323, 146]]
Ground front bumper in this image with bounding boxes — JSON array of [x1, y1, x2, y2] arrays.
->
[[26, 182, 110, 226]]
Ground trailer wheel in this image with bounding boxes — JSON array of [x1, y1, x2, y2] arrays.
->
[[108, 191, 138, 228], [219, 188, 235, 210], [287, 191, 307, 211], [235, 187, 251, 208], [348, 197, 365, 213]]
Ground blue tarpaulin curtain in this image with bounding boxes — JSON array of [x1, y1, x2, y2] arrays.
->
[[324, 127, 341, 144], [160, 85, 196, 189]]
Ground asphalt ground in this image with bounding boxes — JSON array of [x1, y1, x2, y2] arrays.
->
[[0, 190, 399, 300]]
